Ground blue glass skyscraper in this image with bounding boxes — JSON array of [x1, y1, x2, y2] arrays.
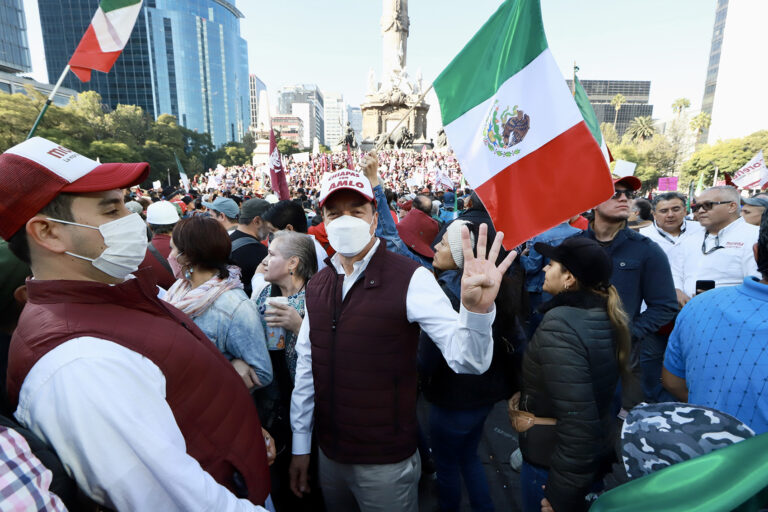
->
[[0, 0, 32, 73], [38, 0, 250, 147]]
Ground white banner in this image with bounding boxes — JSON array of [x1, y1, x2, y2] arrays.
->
[[293, 152, 310, 163], [613, 160, 637, 178], [732, 150, 767, 190]]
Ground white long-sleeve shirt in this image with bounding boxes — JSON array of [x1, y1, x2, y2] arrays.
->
[[290, 240, 496, 455], [639, 219, 704, 290], [678, 217, 760, 297], [15, 337, 267, 512]]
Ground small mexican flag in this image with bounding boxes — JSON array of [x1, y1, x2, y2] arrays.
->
[[573, 73, 612, 164], [433, 0, 613, 249], [68, 0, 144, 82]]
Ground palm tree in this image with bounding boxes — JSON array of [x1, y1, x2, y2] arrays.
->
[[690, 112, 712, 139], [611, 93, 626, 129], [626, 116, 656, 141], [671, 98, 691, 117]]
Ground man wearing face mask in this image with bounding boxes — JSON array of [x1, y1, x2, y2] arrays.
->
[[288, 169, 517, 511], [0, 138, 272, 511]]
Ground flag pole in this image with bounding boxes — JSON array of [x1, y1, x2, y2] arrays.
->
[[374, 83, 434, 152], [27, 65, 71, 140]]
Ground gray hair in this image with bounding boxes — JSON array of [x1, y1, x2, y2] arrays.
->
[[652, 192, 687, 209], [703, 185, 740, 205], [270, 230, 318, 281]]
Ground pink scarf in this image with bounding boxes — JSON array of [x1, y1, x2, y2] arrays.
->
[[165, 265, 243, 318]]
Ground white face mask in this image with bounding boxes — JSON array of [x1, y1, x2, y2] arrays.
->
[[326, 215, 373, 257], [48, 213, 149, 279]]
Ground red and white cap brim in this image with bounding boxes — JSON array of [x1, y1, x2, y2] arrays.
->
[[0, 137, 149, 240]]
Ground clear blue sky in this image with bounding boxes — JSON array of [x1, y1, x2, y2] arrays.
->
[[25, 0, 716, 134]]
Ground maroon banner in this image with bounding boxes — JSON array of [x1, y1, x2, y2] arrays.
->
[[269, 129, 290, 200]]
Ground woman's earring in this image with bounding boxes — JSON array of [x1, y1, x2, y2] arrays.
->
[[184, 267, 194, 280], [564, 282, 569, 290]]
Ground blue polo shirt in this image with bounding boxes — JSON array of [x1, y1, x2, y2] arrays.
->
[[665, 277, 768, 433]]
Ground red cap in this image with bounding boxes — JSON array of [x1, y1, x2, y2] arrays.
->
[[0, 137, 149, 240], [396, 208, 439, 258], [612, 175, 642, 191]]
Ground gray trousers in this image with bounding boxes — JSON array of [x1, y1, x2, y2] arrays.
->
[[318, 449, 421, 512]]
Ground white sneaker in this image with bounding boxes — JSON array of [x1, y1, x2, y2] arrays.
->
[[509, 448, 523, 472]]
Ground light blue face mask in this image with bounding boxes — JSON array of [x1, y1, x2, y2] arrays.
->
[[48, 213, 148, 279]]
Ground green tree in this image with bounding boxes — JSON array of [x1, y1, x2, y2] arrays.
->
[[89, 140, 141, 163], [690, 112, 712, 140], [318, 144, 332, 154], [626, 116, 656, 141], [600, 122, 619, 146], [107, 104, 149, 143], [671, 97, 691, 117], [277, 138, 299, 155], [142, 140, 178, 185], [611, 134, 676, 190], [220, 144, 249, 167], [67, 91, 109, 140], [611, 93, 626, 128], [242, 131, 256, 157], [681, 130, 768, 186]]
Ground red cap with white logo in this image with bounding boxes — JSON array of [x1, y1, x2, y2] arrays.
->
[[318, 169, 375, 207], [0, 137, 149, 240]]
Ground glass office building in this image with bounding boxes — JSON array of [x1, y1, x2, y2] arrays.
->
[[565, 79, 654, 138], [38, 0, 250, 146], [0, 0, 32, 73], [277, 84, 325, 146], [699, 0, 728, 144]]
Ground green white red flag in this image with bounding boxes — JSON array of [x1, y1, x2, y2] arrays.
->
[[573, 73, 612, 164], [433, 0, 613, 249], [68, 0, 144, 82]]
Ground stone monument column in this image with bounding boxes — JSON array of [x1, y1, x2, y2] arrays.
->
[[381, 0, 409, 78]]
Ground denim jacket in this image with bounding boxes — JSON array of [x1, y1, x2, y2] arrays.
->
[[193, 288, 273, 388], [521, 222, 582, 293], [373, 184, 433, 270]]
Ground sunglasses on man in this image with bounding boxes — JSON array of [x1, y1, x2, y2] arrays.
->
[[612, 189, 636, 200], [690, 200, 732, 213]]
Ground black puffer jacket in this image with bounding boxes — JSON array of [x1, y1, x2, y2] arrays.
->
[[518, 290, 619, 512]]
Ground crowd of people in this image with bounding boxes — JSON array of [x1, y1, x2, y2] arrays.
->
[[0, 136, 766, 512]]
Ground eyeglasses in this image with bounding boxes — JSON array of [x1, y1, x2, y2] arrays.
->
[[612, 189, 636, 200], [691, 201, 732, 213]]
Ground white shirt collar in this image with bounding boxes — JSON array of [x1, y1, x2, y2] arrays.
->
[[330, 238, 380, 277]]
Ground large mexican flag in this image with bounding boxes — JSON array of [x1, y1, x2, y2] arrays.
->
[[434, 0, 613, 249], [68, 0, 144, 82]]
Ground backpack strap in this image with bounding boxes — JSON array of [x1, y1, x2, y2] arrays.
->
[[231, 236, 260, 253], [148, 242, 174, 276]]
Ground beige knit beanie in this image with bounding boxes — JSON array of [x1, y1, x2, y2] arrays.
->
[[445, 220, 475, 269]]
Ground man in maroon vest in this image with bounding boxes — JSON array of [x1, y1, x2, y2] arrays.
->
[[288, 164, 517, 511], [0, 137, 272, 511]]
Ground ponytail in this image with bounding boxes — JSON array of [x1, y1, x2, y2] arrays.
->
[[595, 285, 632, 378]]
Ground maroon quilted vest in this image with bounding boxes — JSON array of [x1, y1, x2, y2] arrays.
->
[[306, 241, 421, 464], [7, 270, 270, 505]]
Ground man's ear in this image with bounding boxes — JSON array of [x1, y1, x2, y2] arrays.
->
[[26, 217, 70, 255], [285, 224, 294, 232]]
